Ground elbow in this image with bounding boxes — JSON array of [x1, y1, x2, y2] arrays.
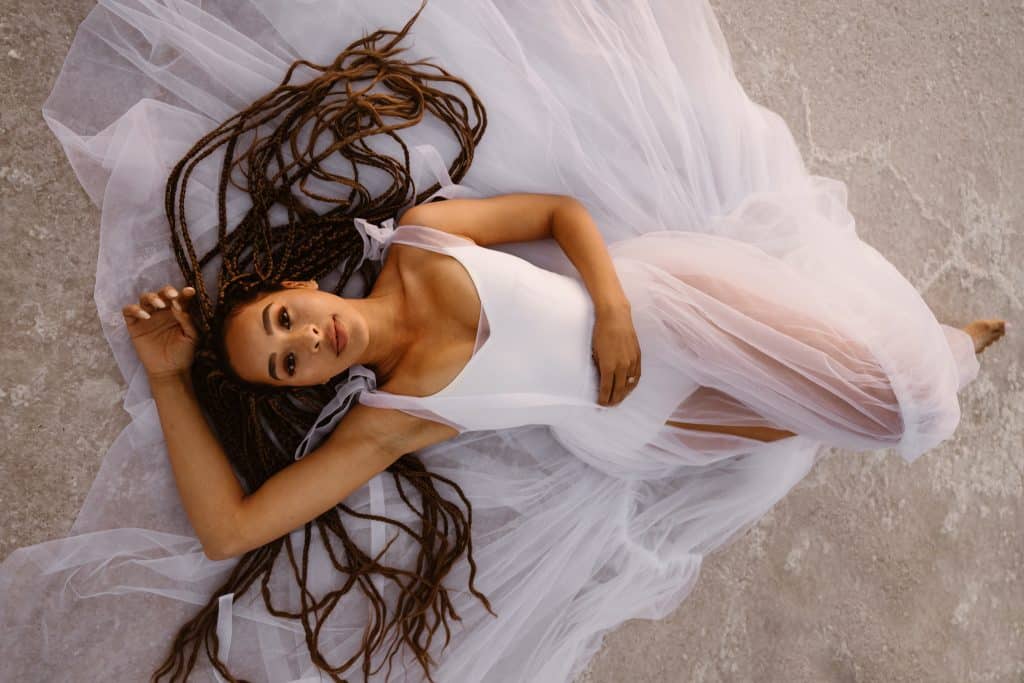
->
[[550, 195, 585, 236], [201, 544, 230, 561], [557, 194, 582, 209], [201, 511, 245, 562], [202, 540, 236, 562], [553, 194, 583, 218], [203, 545, 228, 561]]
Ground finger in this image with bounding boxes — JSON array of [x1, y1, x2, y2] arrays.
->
[[627, 357, 641, 392], [122, 304, 151, 321], [179, 286, 198, 311], [160, 285, 179, 300], [617, 362, 636, 403], [148, 291, 168, 309], [140, 291, 166, 311], [612, 365, 628, 405], [598, 361, 614, 406], [170, 304, 199, 342], [609, 367, 621, 405], [169, 293, 193, 316]]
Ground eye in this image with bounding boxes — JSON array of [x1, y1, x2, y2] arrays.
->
[[286, 352, 296, 376], [279, 307, 291, 329]]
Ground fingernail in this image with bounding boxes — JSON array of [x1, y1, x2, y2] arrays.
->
[[153, 300, 166, 309], [138, 310, 151, 320]]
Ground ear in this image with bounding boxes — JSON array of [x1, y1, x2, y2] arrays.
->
[[280, 279, 319, 290]]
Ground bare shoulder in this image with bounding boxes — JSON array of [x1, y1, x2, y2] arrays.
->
[[371, 239, 442, 304], [381, 239, 443, 283], [397, 193, 572, 246], [386, 233, 476, 262], [327, 395, 460, 458], [385, 240, 424, 263]]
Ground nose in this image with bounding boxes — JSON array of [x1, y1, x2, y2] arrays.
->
[[301, 323, 322, 353]]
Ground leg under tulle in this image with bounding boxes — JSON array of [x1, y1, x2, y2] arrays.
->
[[606, 208, 981, 463], [662, 315, 978, 452], [665, 402, 797, 443], [617, 231, 982, 453]]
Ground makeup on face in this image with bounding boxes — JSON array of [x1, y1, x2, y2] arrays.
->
[[225, 285, 363, 387], [258, 297, 347, 384]]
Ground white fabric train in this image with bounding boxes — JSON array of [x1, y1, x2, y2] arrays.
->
[[1, 1, 980, 682]]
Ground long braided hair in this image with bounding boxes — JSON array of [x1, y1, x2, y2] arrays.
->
[[150, 3, 496, 680]]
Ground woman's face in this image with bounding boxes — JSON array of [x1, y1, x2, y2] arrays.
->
[[223, 280, 365, 387]]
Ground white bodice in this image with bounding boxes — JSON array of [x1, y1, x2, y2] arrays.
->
[[357, 224, 606, 432]]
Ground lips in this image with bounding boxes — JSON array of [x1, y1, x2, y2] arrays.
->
[[332, 316, 346, 356]]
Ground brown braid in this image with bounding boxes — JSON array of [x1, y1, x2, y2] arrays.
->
[[149, 2, 497, 681]]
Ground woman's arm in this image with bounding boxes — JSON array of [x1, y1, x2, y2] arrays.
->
[[127, 286, 456, 561], [150, 369, 456, 560], [399, 193, 629, 314], [226, 403, 456, 560], [148, 371, 247, 558], [151, 369, 459, 559], [547, 198, 630, 315], [400, 194, 640, 405]]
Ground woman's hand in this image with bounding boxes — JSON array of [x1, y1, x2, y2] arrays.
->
[[121, 285, 201, 382], [590, 305, 642, 406]]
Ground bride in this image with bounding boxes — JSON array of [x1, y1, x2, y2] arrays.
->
[[123, 191, 1003, 562], [2, 0, 1007, 681]]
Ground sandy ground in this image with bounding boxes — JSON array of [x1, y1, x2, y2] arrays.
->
[[1, 1, 1020, 681]]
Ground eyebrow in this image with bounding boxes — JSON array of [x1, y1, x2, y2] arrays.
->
[[263, 302, 278, 381]]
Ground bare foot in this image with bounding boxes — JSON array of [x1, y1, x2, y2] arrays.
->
[[963, 319, 1007, 354]]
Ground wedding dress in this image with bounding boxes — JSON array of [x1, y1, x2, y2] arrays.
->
[[0, 1, 979, 681]]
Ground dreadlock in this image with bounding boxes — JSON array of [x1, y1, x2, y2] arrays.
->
[[150, 2, 496, 680]]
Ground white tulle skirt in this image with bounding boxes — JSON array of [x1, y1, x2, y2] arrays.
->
[[0, 1, 980, 681]]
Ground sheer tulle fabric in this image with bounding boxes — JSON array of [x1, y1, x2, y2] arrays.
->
[[1, 1, 978, 681]]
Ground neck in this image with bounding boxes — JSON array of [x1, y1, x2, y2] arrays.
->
[[349, 287, 414, 382]]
